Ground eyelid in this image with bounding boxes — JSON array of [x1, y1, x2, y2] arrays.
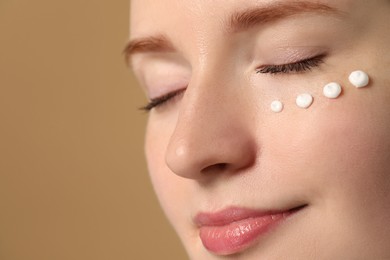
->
[[256, 54, 326, 74], [140, 54, 326, 111], [140, 88, 186, 111]]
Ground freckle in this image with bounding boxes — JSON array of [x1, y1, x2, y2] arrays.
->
[[323, 82, 342, 99], [349, 70, 370, 88], [296, 93, 314, 109], [270, 100, 283, 113]]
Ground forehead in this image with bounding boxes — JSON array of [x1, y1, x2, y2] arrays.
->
[[130, 0, 224, 40], [130, 0, 353, 35], [128, 0, 355, 63]]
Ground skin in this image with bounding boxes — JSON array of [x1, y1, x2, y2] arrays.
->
[[129, 0, 390, 259]]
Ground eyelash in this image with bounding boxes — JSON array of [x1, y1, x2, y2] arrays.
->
[[256, 54, 326, 74], [141, 54, 326, 111], [141, 88, 185, 111]]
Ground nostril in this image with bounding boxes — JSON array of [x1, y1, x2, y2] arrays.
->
[[201, 163, 228, 174]]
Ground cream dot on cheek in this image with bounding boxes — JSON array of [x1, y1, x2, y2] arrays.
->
[[271, 100, 283, 113], [349, 70, 369, 88], [323, 82, 342, 99], [296, 93, 314, 109]]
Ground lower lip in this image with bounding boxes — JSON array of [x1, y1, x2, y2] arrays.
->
[[199, 211, 296, 255]]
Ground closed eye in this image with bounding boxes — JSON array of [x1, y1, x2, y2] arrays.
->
[[256, 54, 326, 74], [140, 55, 325, 111], [140, 88, 185, 111]]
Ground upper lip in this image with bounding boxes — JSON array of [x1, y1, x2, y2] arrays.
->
[[194, 205, 307, 227]]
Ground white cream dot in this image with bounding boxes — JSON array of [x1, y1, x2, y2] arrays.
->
[[271, 100, 283, 113], [323, 82, 342, 99], [296, 93, 313, 109], [349, 70, 369, 88]]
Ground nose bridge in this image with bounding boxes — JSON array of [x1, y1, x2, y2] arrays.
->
[[165, 63, 256, 179]]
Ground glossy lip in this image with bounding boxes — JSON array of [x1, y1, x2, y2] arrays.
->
[[194, 205, 306, 256]]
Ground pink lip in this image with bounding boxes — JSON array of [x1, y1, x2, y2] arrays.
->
[[194, 206, 304, 255]]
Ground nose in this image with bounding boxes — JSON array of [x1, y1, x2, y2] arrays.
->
[[165, 74, 257, 180]]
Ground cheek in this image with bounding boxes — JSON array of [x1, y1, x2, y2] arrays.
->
[[145, 118, 191, 228], [145, 120, 173, 204], [269, 89, 390, 204], [314, 90, 390, 198]]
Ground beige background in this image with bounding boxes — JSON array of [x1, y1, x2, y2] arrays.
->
[[0, 1, 187, 259]]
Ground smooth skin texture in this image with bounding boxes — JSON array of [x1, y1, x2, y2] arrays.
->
[[128, 0, 390, 259]]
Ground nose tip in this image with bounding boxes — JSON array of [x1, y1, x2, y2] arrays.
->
[[165, 128, 257, 180], [165, 143, 199, 179], [166, 142, 215, 179], [164, 71, 257, 180]]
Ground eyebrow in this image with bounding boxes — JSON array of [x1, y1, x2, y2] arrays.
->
[[227, 1, 340, 33], [123, 35, 175, 66], [124, 1, 340, 65]]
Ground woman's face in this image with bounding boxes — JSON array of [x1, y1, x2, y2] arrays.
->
[[129, 0, 390, 258]]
